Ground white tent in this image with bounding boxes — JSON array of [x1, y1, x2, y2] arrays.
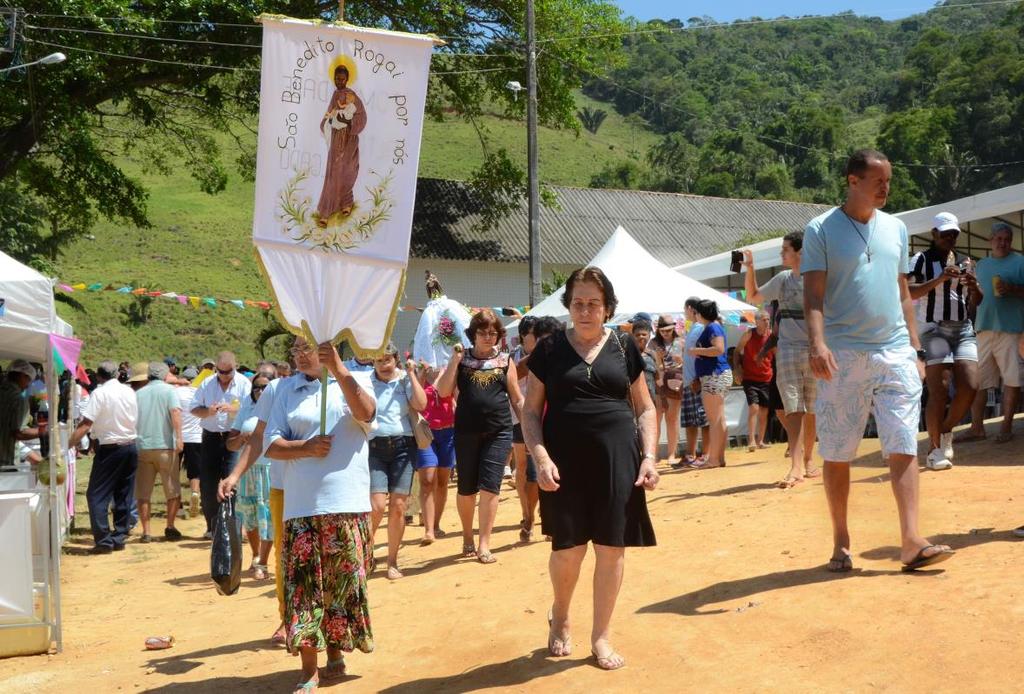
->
[[520, 226, 756, 323], [674, 182, 1024, 282], [0, 251, 71, 361], [0, 250, 66, 655]]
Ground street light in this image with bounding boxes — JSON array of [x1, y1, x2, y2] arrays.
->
[[0, 51, 66, 73]]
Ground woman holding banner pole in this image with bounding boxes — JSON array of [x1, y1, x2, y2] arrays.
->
[[264, 337, 376, 689]]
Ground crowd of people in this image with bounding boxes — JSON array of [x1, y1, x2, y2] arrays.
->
[[4, 148, 1024, 692]]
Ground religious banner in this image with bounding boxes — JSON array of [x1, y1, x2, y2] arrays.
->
[[253, 16, 436, 354]]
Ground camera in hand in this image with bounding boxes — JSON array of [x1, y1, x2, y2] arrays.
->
[[730, 250, 744, 273]]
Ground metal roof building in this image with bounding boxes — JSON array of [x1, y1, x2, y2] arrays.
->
[[410, 178, 831, 267]]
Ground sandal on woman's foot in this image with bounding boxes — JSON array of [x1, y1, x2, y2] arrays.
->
[[420, 535, 435, 546], [386, 565, 404, 580], [462, 543, 476, 558], [477, 550, 497, 564], [547, 610, 571, 657], [827, 553, 853, 573], [519, 527, 533, 543], [320, 656, 346, 682], [804, 466, 822, 478], [294, 675, 319, 693], [271, 625, 287, 645], [252, 563, 269, 580], [777, 476, 804, 489], [591, 646, 625, 670]]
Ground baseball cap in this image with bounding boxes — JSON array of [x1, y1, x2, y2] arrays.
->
[[182, 366, 199, 379], [992, 221, 1013, 235], [630, 312, 653, 324], [7, 359, 37, 380], [933, 212, 960, 233], [148, 361, 170, 380], [163, 356, 176, 366], [128, 361, 149, 383]]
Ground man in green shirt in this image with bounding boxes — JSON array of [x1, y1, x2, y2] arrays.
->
[[958, 222, 1024, 445], [135, 361, 184, 542], [1, 360, 43, 468]]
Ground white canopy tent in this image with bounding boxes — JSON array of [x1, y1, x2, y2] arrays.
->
[[0, 250, 67, 655], [674, 182, 1024, 282], [518, 226, 756, 324]]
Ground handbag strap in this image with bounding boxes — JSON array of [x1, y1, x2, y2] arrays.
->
[[612, 332, 638, 419]]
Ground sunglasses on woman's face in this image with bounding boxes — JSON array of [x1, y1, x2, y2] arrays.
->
[[658, 327, 674, 333]]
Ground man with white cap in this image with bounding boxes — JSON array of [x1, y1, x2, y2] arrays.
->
[[907, 212, 981, 470], [958, 221, 1024, 445], [0, 360, 44, 469], [69, 360, 139, 554]]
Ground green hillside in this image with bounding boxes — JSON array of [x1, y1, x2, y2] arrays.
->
[[54, 93, 660, 366]]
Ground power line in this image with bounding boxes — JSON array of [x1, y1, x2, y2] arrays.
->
[[25, 23, 261, 48], [25, 22, 516, 56], [21, 35, 520, 76], [25, 13, 261, 29]]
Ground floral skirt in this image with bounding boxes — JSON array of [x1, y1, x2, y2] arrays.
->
[[236, 461, 272, 541], [284, 512, 375, 655]]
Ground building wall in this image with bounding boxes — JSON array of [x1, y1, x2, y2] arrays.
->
[[391, 258, 577, 352]]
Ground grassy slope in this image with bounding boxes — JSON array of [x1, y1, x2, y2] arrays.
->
[[55, 94, 660, 366]]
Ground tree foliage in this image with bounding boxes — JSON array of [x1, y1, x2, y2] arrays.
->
[[0, 0, 625, 268], [576, 105, 607, 134], [584, 2, 1019, 207]]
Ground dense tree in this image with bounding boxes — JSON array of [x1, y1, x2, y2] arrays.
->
[[0, 0, 625, 268]]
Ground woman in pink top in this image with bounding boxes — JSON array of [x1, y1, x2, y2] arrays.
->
[[415, 365, 456, 545]]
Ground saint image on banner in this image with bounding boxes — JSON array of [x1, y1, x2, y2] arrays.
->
[[315, 63, 367, 227]]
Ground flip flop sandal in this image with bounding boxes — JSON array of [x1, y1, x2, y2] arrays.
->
[[477, 551, 497, 564], [293, 677, 318, 693], [547, 609, 571, 657], [777, 476, 804, 489], [420, 536, 435, 546], [320, 656, 346, 682], [902, 545, 955, 572], [827, 554, 853, 573], [145, 636, 174, 650], [462, 543, 477, 558], [591, 647, 625, 670], [804, 467, 822, 478]]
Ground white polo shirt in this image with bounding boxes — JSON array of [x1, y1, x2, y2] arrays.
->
[[83, 379, 138, 445], [190, 371, 252, 433]]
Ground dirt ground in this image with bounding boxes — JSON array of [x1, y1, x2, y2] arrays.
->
[[1, 417, 1022, 693]]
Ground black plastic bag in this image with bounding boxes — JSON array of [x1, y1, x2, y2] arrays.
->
[[210, 497, 242, 596]]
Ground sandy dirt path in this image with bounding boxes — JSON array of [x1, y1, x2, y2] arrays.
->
[[1, 420, 1022, 693]]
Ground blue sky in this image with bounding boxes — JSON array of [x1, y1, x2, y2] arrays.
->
[[613, 0, 938, 23]]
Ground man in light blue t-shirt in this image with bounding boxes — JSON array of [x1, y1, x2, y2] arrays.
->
[[959, 222, 1024, 447], [802, 149, 953, 574]]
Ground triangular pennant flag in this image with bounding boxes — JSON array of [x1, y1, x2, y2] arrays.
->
[[177, 295, 188, 305], [58, 284, 74, 292], [132, 288, 147, 295], [203, 298, 217, 308], [147, 291, 163, 298], [49, 334, 83, 378], [256, 301, 271, 310], [189, 296, 201, 308], [230, 299, 245, 309], [161, 292, 178, 299], [117, 286, 133, 293], [75, 363, 91, 385], [87, 283, 103, 291], [71, 283, 86, 291]]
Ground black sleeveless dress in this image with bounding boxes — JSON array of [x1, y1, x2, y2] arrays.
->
[[528, 331, 656, 550]]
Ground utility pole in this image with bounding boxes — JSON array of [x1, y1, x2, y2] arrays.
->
[[338, 1, 344, 22], [525, 0, 541, 306]]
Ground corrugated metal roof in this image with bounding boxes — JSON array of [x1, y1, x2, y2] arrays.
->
[[411, 179, 831, 267]]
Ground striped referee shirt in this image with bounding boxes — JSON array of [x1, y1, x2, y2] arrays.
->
[[908, 246, 968, 328]]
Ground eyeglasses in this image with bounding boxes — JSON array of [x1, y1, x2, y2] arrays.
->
[[658, 327, 674, 333], [289, 346, 314, 357], [477, 330, 499, 338], [217, 368, 234, 376], [251, 385, 266, 392]]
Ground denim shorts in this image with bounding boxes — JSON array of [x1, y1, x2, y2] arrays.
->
[[455, 428, 513, 496], [368, 435, 416, 495], [415, 427, 456, 469]]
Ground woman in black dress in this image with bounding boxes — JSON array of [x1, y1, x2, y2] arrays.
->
[[522, 267, 658, 671], [436, 308, 524, 564]]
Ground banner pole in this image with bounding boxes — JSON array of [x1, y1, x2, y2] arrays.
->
[[338, 1, 345, 22], [320, 367, 329, 436]]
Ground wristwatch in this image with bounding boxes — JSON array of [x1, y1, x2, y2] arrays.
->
[[916, 349, 927, 361], [642, 453, 656, 462]]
